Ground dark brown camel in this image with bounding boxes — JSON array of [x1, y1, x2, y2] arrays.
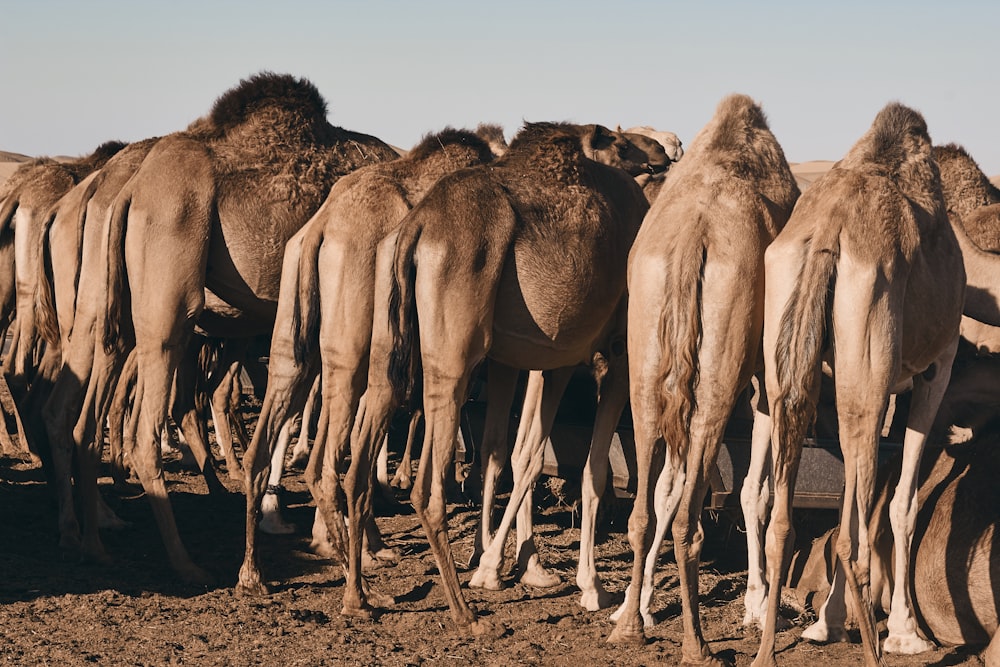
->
[[749, 104, 963, 667], [94, 72, 398, 583], [333, 122, 651, 631], [607, 94, 799, 666], [237, 126, 503, 595]]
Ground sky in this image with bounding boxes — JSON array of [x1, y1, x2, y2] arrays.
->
[[2, 1, 998, 175]]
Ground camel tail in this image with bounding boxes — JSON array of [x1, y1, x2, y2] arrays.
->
[[387, 223, 422, 405], [103, 191, 132, 354], [292, 223, 324, 366], [657, 240, 706, 461], [35, 211, 61, 348], [772, 244, 839, 462]]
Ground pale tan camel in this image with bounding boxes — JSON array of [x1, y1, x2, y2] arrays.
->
[[329, 122, 651, 631], [31, 138, 172, 559], [0, 142, 126, 390], [93, 72, 399, 583], [798, 143, 1000, 646], [748, 103, 963, 667], [237, 126, 502, 595], [606, 95, 799, 665]]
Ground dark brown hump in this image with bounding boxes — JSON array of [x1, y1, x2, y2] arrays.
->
[[407, 127, 494, 163], [206, 72, 328, 134]]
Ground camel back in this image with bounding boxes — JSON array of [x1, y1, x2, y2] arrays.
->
[[291, 126, 499, 364], [641, 94, 799, 458]]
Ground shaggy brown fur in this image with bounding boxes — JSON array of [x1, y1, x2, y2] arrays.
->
[[753, 103, 963, 667], [608, 95, 799, 663], [237, 125, 502, 597], [343, 122, 653, 630], [65, 72, 397, 584]]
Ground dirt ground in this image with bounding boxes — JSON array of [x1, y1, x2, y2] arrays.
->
[[0, 416, 989, 667]]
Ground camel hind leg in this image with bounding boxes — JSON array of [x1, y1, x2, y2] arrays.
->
[[882, 336, 956, 655], [577, 346, 629, 611]]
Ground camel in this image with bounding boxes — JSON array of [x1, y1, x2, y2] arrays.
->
[[606, 94, 800, 665], [790, 432, 1000, 664], [747, 103, 964, 667], [236, 125, 504, 594], [323, 121, 653, 631], [0, 143, 126, 461], [0, 142, 126, 390], [930, 144, 1000, 353], [623, 125, 684, 162], [63, 72, 397, 583], [934, 143, 1000, 251]]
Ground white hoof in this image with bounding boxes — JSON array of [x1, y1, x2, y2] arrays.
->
[[883, 632, 934, 655], [801, 620, 848, 643]]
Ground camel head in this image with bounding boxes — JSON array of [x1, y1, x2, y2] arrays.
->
[[581, 124, 670, 178], [475, 123, 508, 157], [622, 125, 684, 162]]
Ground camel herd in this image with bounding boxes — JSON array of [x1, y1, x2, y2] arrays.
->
[[2, 71, 1000, 666]]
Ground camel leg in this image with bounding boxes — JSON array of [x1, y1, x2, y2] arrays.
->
[[107, 349, 139, 489], [467, 360, 518, 569], [289, 373, 320, 468], [518, 368, 578, 589], [390, 407, 422, 490], [470, 368, 571, 591], [259, 418, 298, 535], [73, 343, 128, 563], [827, 277, 902, 667], [741, 375, 776, 629], [577, 350, 630, 610], [882, 339, 956, 655], [210, 361, 246, 486], [236, 356, 314, 595], [801, 557, 849, 643], [339, 386, 397, 617], [615, 443, 683, 625], [171, 341, 227, 496], [128, 338, 212, 584]]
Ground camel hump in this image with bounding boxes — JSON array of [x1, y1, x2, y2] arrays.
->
[[858, 102, 931, 170], [205, 71, 328, 134], [407, 127, 495, 164]]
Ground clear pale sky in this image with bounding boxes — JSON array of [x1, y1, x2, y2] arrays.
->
[[3, 1, 998, 175]]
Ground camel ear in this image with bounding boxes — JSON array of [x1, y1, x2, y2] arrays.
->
[[616, 124, 622, 132], [589, 124, 617, 151]]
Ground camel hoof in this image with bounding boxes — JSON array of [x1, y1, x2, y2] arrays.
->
[[371, 547, 401, 565], [579, 587, 615, 612], [361, 546, 399, 571], [607, 624, 646, 646], [469, 618, 504, 639], [518, 563, 561, 589], [179, 564, 214, 587], [468, 567, 503, 591], [883, 632, 934, 654], [341, 603, 376, 621], [801, 620, 848, 644], [259, 513, 296, 535], [236, 579, 271, 597], [390, 470, 412, 490], [681, 653, 729, 667]]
